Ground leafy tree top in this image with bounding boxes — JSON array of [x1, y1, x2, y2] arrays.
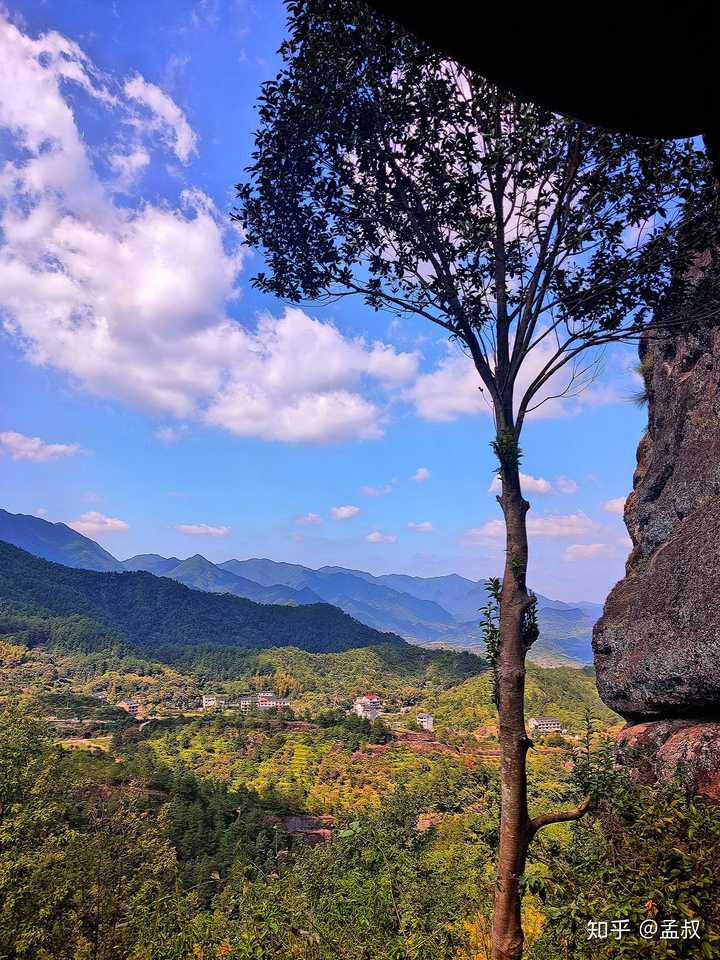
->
[[236, 0, 715, 433]]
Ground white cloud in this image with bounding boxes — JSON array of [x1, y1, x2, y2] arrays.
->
[[331, 505, 360, 520], [154, 424, 185, 444], [204, 309, 417, 443], [411, 466, 431, 483], [124, 74, 197, 163], [408, 521, 433, 532], [34, 507, 48, 517], [528, 513, 602, 538], [562, 542, 614, 561], [463, 512, 601, 544], [488, 472, 553, 495], [296, 512, 323, 527], [68, 511, 128, 534], [109, 146, 150, 186], [0, 16, 417, 446], [367, 530, 397, 544], [603, 496, 627, 515], [409, 337, 624, 424], [555, 475, 578, 494], [361, 483, 394, 497], [175, 523, 230, 536], [0, 430, 80, 462]]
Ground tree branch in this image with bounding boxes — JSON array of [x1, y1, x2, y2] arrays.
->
[[529, 795, 592, 837]]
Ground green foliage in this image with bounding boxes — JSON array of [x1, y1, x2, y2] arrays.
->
[[479, 578, 501, 705], [0, 540, 406, 658], [0, 689, 717, 958], [491, 432, 523, 476], [529, 746, 720, 959]]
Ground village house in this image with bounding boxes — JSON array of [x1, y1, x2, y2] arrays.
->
[[528, 716, 562, 735], [237, 692, 291, 713], [201, 694, 226, 710], [352, 693, 383, 720], [416, 712, 434, 732], [117, 699, 139, 718]]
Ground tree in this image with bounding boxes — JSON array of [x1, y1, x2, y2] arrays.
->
[[234, 3, 716, 956]]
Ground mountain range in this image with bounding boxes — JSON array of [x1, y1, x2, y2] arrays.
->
[[0, 509, 603, 664], [0, 539, 402, 656]]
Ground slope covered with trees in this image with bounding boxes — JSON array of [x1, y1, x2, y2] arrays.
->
[[0, 541, 405, 656]]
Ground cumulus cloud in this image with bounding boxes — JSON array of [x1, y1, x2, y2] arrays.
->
[[175, 523, 230, 536], [331, 505, 360, 520], [562, 542, 614, 561], [361, 483, 394, 497], [407, 521, 433, 532], [0, 16, 417, 445], [409, 337, 624, 424], [463, 512, 601, 544], [555, 475, 579, 494], [603, 496, 627, 515], [68, 511, 128, 534], [124, 74, 197, 162], [203, 309, 417, 443], [0, 430, 80, 462], [488, 472, 553, 495], [411, 467, 431, 483], [367, 530, 397, 544], [108, 146, 150, 187], [296, 512, 323, 526]]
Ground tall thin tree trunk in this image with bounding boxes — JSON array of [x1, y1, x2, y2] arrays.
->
[[489, 428, 533, 960], [487, 427, 590, 960]]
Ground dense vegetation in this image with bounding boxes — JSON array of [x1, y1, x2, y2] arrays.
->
[[0, 541, 409, 655], [2, 542, 717, 957], [2, 704, 718, 959]]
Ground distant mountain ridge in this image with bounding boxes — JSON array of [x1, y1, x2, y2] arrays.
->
[[0, 540, 403, 655], [0, 509, 124, 573], [125, 553, 323, 607], [0, 509, 602, 664]]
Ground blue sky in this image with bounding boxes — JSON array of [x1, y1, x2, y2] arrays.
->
[[0, 0, 647, 601]]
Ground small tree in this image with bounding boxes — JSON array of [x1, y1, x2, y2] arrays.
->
[[235, 3, 716, 956]]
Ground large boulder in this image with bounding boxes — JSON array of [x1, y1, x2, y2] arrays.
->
[[615, 720, 720, 801], [593, 322, 720, 722]]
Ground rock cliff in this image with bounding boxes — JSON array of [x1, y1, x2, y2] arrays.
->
[[593, 320, 720, 797]]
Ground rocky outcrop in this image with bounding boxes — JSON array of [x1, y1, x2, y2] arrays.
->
[[615, 720, 720, 801], [593, 320, 720, 796]]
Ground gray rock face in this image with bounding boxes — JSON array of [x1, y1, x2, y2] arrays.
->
[[593, 323, 720, 720]]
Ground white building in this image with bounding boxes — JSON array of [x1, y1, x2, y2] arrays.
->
[[416, 712, 434, 732], [238, 692, 291, 713], [528, 716, 562, 734], [352, 693, 383, 720], [202, 694, 226, 710]]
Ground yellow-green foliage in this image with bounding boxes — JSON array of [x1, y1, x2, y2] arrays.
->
[[410, 665, 617, 735]]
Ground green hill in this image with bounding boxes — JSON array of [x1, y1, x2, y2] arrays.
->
[[0, 540, 405, 656]]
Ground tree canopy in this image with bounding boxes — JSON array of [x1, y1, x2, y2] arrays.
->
[[237, 0, 715, 433]]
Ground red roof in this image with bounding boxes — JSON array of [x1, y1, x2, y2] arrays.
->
[[361, 693, 382, 701]]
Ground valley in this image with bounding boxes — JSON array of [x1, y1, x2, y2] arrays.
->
[[0, 509, 601, 665]]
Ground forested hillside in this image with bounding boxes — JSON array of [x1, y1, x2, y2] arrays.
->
[[0, 510, 602, 663], [0, 541, 404, 655]]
